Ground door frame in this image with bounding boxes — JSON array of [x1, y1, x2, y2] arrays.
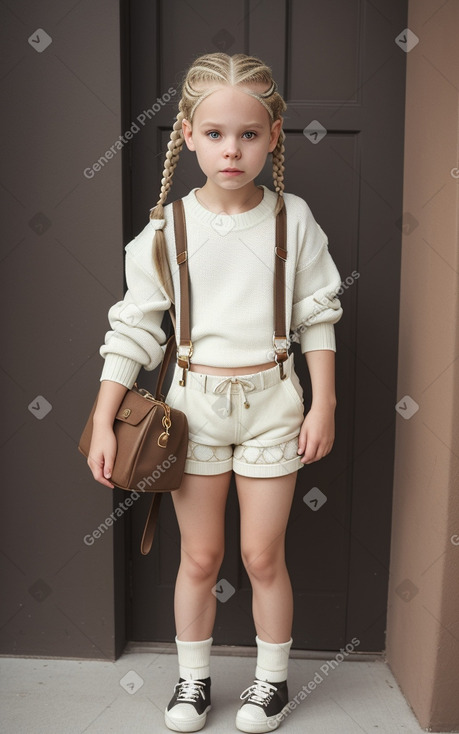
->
[[114, 0, 408, 655]]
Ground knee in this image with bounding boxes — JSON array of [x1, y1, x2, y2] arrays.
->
[[241, 546, 284, 584], [181, 548, 224, 583]]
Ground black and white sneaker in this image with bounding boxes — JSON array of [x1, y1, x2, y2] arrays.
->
[[164, 677, 211, 732], [236, 678, 290, 733]]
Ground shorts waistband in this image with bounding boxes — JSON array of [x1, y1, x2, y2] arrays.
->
[[171, 352, 295, 394]]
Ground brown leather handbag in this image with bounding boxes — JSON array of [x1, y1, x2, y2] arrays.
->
[[78, 333, 188, 554]]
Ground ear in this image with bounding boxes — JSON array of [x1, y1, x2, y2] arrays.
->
[[268, 118, 282, 153], [182, 119, 196, 151]]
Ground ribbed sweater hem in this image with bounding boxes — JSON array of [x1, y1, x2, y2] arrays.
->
[[300, 323, 336, 353], [99, 355, 142, 389]]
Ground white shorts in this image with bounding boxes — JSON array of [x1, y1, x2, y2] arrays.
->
[[164, 352, 305, 478]]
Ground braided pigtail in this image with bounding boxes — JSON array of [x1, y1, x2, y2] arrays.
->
[[151, 110, 185, 303], [272, 130, 285, 215]]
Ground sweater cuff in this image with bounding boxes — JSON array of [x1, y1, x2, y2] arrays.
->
[[300, 323, 336, 353], [100, 354, 142, 389]]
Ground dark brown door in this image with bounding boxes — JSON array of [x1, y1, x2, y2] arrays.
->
[[125, 0, 407, 651]]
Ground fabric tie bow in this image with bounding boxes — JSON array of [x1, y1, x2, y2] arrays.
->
[[212, 376, 256, 415]]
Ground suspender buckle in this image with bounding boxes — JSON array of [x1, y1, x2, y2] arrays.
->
[[177, 342, 193, 386], [273, 335, 289, 380]]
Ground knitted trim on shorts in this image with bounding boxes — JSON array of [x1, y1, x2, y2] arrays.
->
[[183, 437, 304, 477]]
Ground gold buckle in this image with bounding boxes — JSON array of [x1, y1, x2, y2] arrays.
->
[[272, 335, 288, 380], [272, 334, 288, 354], [137, 388, 156, 402], [177, 342, 193, 386]]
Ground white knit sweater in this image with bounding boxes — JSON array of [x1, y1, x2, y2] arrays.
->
[[100, 186, 343, 388]]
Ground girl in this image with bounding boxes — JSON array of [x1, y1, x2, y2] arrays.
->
[[88, 53, 343, 733]]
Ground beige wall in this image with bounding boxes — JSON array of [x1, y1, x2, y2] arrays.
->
[[386, 0, 459, 730]]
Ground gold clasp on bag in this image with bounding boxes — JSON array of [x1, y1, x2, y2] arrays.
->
[[157, 432, 168, 448], [157, 406, 172, 448], [136, 386, 171, 448], [137, 388, 155, 402]]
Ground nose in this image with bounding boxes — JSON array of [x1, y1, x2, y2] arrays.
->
[[224, 137, 241, 159]]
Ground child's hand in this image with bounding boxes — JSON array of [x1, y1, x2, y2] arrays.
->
[[87, 424, 117, 488], [297, 405, 335, 464]]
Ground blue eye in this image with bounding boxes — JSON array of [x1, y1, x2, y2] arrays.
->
[[207, 131, 220, 139], [242, 131, 256, 139]]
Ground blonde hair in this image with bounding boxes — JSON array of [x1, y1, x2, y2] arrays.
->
[[151, 53, 287, 302]]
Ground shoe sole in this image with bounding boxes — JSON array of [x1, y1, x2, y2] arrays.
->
[[164, 704, 211, 732], [235, 703, 290, 733]]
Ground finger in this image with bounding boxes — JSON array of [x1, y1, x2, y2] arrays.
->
[[297, 426, 308, 454], [91, 472, 115, 489], [103, 454, 116, 480], [305, 439, 332, 463], [99, 476, 115, 489], [88, 455, 115, 488], [302, 439, 320, 464]]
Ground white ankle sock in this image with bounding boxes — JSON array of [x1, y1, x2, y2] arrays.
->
[[175, 635, 213, 680], [255, 635, 293, 683]]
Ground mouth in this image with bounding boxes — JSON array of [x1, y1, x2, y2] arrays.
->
[[221, 168, 243, 174]]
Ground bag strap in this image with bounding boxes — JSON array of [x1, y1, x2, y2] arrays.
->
[[138, 337, 173, 555], [140, 493, 162, 555], [154, 332, 177, 402], [140, 201, 189, 556]]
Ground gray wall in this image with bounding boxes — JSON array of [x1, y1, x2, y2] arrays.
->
[[0, 0, 125, 659]]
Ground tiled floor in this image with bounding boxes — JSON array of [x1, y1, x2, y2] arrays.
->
[[1, 648, 452, 733]]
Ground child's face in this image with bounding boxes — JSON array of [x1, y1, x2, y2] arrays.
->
[[182, 85, 281, 193]]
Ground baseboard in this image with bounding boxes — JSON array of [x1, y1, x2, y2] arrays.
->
[[124, 640, 383, 662]]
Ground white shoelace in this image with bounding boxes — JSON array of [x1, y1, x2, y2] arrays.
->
[[212, 377, 256, 415], [239, 679, 278, 706], [175, 679, 206, 703]]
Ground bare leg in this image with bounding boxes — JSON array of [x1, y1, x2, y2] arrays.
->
[[235, 471, 297, 643], [171, 470, 232, 641]]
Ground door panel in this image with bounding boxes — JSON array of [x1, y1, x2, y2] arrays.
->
[[288, 0, 360, 102], [126, 0, 407, 651]]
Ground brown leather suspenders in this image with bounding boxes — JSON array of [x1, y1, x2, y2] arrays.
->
[[273, 204, 288, 377], [171, 197, 288, 383], [172, 200, 193, 385]]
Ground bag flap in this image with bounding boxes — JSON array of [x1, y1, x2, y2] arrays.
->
[[115, 390, 163, 427]]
